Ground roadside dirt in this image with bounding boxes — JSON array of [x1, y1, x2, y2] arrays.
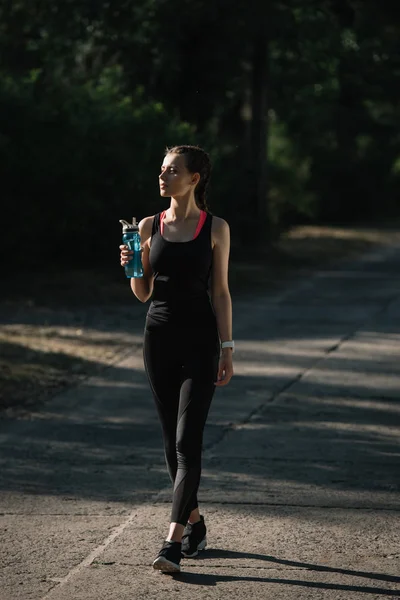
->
[[2, 224, 400, 416]]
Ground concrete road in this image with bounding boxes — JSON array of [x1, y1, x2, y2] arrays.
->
[[1, 244, 400, 600]]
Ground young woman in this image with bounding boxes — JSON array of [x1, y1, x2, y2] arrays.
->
[[120, 145, 234, 573]]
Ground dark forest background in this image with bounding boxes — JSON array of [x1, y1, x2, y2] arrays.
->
[[1, 0, 399, 267]]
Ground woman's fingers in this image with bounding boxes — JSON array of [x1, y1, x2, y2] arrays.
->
[[215, 361, 233, 387], [120, 244, 133, 266]]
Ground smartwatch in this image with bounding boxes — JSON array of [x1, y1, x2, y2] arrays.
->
[[221, 340, 235, 353]]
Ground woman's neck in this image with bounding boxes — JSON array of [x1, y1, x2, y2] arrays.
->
[[168, 195, 199, 221]]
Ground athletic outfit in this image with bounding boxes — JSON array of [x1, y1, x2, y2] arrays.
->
[[143, 210, 220, 528]]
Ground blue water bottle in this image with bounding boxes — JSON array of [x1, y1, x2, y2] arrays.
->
[[119, 217, 144, 278]]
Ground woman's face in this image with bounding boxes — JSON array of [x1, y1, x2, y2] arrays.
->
[[159, 153, 198, 197]]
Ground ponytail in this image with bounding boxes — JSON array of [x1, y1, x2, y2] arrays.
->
[[194, 171, 211, 212]]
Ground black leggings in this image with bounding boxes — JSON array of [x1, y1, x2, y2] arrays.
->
[[143, 325, 219, 526]]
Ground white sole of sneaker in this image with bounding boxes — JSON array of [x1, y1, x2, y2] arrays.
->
[[181, 537, 207, 558], [198, 538, 207, 552], [152, 556, 181, 573]]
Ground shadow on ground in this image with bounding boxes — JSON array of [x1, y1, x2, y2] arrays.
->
[[174, 555, 400, 596], [0, 321, 399, 506], [169, 550, 400, 595]]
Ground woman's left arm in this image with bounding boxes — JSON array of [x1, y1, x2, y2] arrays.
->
[[211, 217, 234, 387]]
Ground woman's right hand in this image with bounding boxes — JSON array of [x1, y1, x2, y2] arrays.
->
[[120, 244, 133, 267]]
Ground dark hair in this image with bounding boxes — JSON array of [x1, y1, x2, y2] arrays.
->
[[165, 145, 212, 212]]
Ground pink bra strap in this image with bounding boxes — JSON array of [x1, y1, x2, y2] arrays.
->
[[160, 210, 167, 235], [193, 211, 207, 239], [160, 210, 206, 239]]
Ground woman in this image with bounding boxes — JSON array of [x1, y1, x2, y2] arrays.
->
[[120, 145, 234, 573]]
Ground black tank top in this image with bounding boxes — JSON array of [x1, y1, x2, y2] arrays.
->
[[145, 211, 217, 329]]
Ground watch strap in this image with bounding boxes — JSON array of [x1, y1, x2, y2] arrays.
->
[[221, 340, 235, 353]]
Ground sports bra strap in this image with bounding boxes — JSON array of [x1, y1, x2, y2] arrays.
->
[[151, 213, 160, 238], [160, 210, 166, 235], [160, 210, 207, 239], [193, 211, 207, 239]]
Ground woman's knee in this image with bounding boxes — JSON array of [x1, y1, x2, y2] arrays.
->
[[176, 436, 202, 467]]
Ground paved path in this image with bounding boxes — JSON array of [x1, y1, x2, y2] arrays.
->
[[1, 244, 400, 599]]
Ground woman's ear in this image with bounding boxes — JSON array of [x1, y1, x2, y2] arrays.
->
[[192, 173, 201, 186]]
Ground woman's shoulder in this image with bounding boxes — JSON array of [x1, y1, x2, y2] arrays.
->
[[210, 214, 230, 244], [210, 214, 230, 233], [139, 214, 156, 240]]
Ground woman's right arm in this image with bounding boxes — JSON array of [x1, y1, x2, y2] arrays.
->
[[120, 216, 154, 303]]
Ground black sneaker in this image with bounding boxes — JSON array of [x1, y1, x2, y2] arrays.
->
[[152, 541, 182, 573], [181, 515, 207, 558]]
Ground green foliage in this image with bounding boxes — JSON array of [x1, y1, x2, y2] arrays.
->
[[268, 2, 400, 223], [1, 0, 400, 266], [0, 67, 195, 264], [268, 119, 316, 227]]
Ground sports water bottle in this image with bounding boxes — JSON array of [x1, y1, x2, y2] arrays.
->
[[119, 217, 144, 278]]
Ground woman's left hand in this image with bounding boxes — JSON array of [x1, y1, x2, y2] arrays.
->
[[215, 351, 234, 386]]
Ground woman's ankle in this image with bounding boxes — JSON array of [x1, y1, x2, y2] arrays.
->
[[167, 522, 184, 543], [188, 508, 201, 525]]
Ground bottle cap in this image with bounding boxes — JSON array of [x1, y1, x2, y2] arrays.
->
[[119, 217, 139, 232]]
